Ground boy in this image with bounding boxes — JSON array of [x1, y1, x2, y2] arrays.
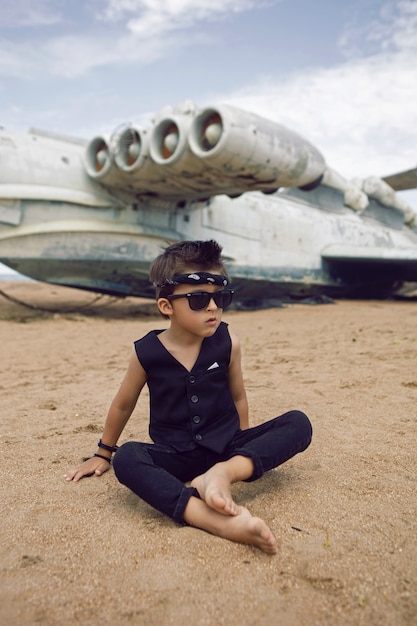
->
[[65, 239, 312, 554]]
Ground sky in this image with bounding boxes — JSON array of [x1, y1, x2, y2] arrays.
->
[[0, 0, 417, 275]]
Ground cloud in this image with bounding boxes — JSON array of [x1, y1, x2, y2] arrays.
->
[[339, 0, 417, 58], [116, 0, 265, 38], [0, 0, 271, 79], [219, 0, 417, 181], [0, 28, 166, 80], [0, 0, 63, 27], [100, 0, 263, 28]]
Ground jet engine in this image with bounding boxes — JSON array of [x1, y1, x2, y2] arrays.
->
[[188, 105, 326, 190], [84, 135, 128, 188], [112, 118, 203, 196], [85, 103, 329, 200], [114, 126, 149, 173], [148, 113, 228, 194]]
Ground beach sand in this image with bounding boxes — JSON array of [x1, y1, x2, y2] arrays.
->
[[0, 280, 416, 626]]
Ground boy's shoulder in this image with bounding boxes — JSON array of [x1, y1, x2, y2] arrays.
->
[[135, 322, 229, 343], [134, 329, 164, 347]]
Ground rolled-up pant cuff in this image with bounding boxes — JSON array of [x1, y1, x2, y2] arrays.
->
[[173, 485, 200, 525], [227, 448, 264, 482]]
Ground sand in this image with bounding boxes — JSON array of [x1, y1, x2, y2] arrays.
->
[[0, 280, 416, 626]]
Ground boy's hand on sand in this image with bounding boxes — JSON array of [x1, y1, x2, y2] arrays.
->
[[64, 457, 111, 482]]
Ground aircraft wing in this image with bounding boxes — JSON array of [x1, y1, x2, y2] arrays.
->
[[383, 168, 417, 191], [322, 244, 417, 263]]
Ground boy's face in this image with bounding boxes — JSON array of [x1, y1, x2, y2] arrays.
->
[[157, 268, 229, 337]]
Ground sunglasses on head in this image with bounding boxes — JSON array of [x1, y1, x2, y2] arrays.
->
[[166, 289, 234, 311]]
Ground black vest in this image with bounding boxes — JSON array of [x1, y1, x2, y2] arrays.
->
[[134, 322, 240, 453]]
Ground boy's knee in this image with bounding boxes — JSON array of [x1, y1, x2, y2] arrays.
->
[[287, 410, 313, 449], [112, 441, 138, 481]]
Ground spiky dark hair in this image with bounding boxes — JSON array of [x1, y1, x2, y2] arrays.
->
[[149, 239, 229, 299]]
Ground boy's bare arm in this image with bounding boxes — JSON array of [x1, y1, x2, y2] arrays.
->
[[64, 351, 147, 482], [228, 332, 249, 429]]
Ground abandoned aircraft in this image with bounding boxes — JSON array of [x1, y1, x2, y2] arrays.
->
[[0, 100, 417, 302]]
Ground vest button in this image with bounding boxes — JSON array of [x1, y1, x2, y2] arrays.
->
[[191, 395, 199, 403], [189, 375, 196, 384], [195, 434, 203, 441], [193, 415, 201, 424]]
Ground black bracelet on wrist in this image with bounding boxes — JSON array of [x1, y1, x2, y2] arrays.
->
[[94, 453, 112, 464], [97, 439, 119, 453]]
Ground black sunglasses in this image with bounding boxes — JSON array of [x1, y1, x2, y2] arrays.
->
[[167, 289, 234, 311]]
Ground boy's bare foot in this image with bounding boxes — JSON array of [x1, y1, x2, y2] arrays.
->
[[229, 506, 278, 555], [191, 464, 238, 515], [190, 456, 255, 516], [184, 500, 278, 555]]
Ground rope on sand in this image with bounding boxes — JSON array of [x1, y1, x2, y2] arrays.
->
[[0, 286, 114, 313]]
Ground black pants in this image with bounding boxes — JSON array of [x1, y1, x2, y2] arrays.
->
[[113, 410, 312, 524]]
